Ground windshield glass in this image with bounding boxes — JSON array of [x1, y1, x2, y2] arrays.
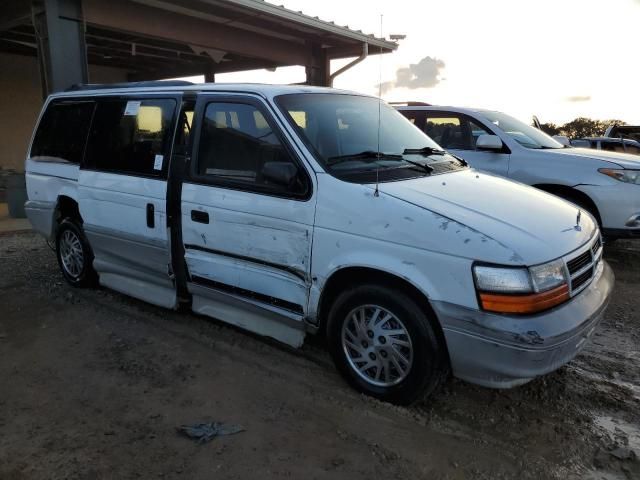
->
[[275, 94, 449, 178], [480, 110, 564, 149]]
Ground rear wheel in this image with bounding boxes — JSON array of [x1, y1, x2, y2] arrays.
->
[[55, 218, 98, 287], [326, 284, 449, 405]]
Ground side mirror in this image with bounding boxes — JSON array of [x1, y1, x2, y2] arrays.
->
[[261, 161, 298, 187], [476, 134, 503, 150], [553, 135, 571, 146]]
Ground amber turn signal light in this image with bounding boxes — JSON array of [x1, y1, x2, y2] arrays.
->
[[479, 284, 570, 314]]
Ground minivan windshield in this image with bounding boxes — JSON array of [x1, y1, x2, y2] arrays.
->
[[276, 94, 459, 180], [480, 110, 564, 150]]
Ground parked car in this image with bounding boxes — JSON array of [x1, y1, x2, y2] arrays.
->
[[25, 82, 613, 404], [605, 124, 640, 143], [570, 137, 640, 155], [397, 105, 640, 239]]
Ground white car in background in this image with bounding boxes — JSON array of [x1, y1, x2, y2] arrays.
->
[[570, 137, 640, 155], [397, 106, 640, 240]]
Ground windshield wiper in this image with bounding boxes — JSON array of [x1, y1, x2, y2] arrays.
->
[[398, 158, 433, 174], [327, 150, 434, 175], [327, 150, 402, 166], [403, 146, 447, 156]]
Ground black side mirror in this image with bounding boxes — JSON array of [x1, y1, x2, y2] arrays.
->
[[261, 161, 298, 187]]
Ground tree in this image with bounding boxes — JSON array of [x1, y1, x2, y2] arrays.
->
[[559, 118, 627, 139], [538, 122, 561, 136]]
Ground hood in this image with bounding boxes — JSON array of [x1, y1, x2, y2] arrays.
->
[[380, 169, 596, 265], [551, 147, 640, 169]]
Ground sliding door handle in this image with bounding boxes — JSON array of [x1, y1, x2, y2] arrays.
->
[[146, 203, 155, 228], [191, 210, 209, 224]]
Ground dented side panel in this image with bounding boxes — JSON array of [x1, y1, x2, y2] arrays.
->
[[181, 182, 315, 317]]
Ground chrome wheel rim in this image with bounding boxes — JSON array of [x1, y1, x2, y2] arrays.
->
[[60, 229, 84, 279], [341, 305, 413, 387]]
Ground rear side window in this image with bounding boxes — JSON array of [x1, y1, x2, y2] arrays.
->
[[84, 98, 176, 177], [31, 101, 95, 163]]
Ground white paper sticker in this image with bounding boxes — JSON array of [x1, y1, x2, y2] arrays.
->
[[153, 154, 164, 170], [124, 101, 141, 116]]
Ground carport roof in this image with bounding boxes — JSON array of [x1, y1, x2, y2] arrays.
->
[[0, 0, 398, 81]]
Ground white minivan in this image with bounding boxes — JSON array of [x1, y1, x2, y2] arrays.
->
[[25, 82, 613, 404], [397, 106, 640, 240]]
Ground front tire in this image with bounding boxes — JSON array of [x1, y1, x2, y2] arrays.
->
[[55, 218, 98, 287], [326, 284, 449, 405]]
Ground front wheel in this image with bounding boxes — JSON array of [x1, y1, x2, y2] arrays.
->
[[55, 218, 98, 287], [326, 284, 449, 405]]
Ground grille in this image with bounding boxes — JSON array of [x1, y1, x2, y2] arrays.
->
[[564, 234, 601, 295], [567, 250, 592, 275], [571, 267, 593, 291]]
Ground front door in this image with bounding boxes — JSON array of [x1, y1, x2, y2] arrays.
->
[[78, 95, 180, 308], [181, 94, 316, 347], [422, 112, 510, 176]]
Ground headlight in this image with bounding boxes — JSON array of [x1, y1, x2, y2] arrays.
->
[[529, 258, 566, 292], [599, 168, 640, 185], [473, 260, 569, 314], [473, 266, 531, 293]]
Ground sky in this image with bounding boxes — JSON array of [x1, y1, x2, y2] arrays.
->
[[201, 0, 640, 125]]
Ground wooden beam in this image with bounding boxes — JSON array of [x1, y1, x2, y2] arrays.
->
[[0, 0, 32, 31], [83, 0, 312, 66]]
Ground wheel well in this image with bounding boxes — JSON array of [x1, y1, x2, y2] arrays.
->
[[534, 184, 601, 225], [54, 196, 82, 225], [317, 267, 448, 351]]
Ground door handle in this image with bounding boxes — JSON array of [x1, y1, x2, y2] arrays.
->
[[191, 210, 209, 224], [146, 203, 155, 228]]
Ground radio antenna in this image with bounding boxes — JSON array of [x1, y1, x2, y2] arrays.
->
[[374, 13, 383, 198]]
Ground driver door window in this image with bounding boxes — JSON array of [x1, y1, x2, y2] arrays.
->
[[195, 102, 306, 196]]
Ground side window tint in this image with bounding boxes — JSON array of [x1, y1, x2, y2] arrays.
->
[[601, 141, 639, 154], [426, 116, 493, 151], [85, 99, 176, 176], [627, 145, 640, 155], [197, 102, 306, 196], [425, 117, 464, 149], [31, 101, 95, 164]]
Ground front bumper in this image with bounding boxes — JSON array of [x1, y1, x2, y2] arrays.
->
[[433, 260, 614, 388]]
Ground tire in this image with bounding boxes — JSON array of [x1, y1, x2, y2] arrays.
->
[[326, 284, 449, 405], [55, 218, 98, 287]]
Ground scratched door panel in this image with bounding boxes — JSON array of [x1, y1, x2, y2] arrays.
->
[[181, 182, 313, 314]]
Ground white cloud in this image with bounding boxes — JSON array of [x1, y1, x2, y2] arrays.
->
[[379, 56, 445, 94]]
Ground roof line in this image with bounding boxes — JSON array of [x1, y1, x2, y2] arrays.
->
[[201, 0, 398, 50]]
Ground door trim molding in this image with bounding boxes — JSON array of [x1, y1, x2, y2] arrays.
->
[[191, 274, 304, 315], [184, 243, 307, 282]]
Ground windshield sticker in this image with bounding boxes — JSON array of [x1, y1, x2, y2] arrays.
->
[[153, 154, 164, 170], [124, 101, 141, 116]]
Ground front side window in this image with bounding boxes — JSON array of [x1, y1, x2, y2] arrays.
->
[[480, 110, 563, 149], [276, 94, 464, 183], [84, 98, 176, 176], [31, 100, 95, 163], [425, 115, 494, 151], [195, 102, 307, 196]]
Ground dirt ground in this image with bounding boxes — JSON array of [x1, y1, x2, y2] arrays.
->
[[0, 232, 638, 480]]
